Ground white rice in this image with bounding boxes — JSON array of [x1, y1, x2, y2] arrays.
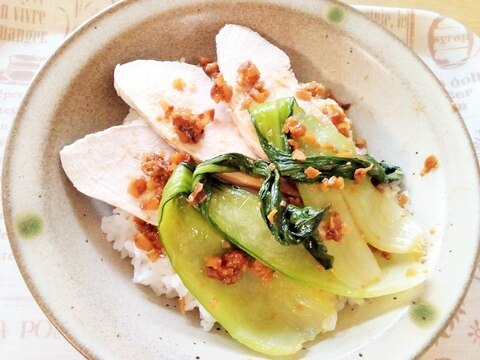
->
[[101, 208, 216, 331]]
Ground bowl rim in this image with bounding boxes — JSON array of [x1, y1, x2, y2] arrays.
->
[[2, 0, 480, 359]]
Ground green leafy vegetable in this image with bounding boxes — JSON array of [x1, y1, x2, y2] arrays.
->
[[199, 182, 426, 297], [187, 97, 403, 269], [195, 166, 333, 269], [248, 96, 425, 288], [249, 97, 403, 184], [192, 153, 269, 188]]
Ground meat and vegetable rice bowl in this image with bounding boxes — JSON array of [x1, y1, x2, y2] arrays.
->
[[60, 24, 431, 356]]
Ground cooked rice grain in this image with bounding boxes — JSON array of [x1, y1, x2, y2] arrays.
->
[[101, 208, 216, 331]]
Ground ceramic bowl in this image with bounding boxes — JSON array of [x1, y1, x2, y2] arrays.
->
[[3, 0, 480, 359]]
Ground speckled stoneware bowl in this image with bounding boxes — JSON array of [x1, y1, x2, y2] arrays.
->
[[3, 0, 480, 359]]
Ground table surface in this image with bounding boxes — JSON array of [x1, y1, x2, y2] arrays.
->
[[347, 0, 480, 35]]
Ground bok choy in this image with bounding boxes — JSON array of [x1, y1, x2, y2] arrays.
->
[[190, 98, 406, 268], [248, 96, 425, 288], [158, 164, 338, 356]]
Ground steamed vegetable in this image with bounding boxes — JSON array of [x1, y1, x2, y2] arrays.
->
[[250, 97, 424, 254], [342, 180, 424, 253], [158, 165, 337, 356], [248, 97, 425, 288], [199, 182, 426, 297], [190, 98, 407, 268], [193, 154, 333, 268], [249, 97, 403, 184], [298, 186, 382, 289], [178, 97, 425, 295], [249, 97, 382, 287]]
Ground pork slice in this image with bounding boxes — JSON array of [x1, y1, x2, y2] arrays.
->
[[60, 122, 170, 225], [114, 60, 256, 160]]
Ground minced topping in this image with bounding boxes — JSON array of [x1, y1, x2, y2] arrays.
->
[[237, 60, 260, 89], [249, 259, 274, 282], [397, 193, 409, 207], [322, 104, 350, 137], [133, 217, 163, 261], [137, 152, 171, 210], [420, 155, 438, 176], [129, 150, 191, 259], [319, 211, 346, 242], [317, 176, 345, 191], [140, 195, 160, 211], [162, 103, 215, 143], [205, 249, 250, 285], [178, 297, 186, 314], [141, 152, 171, 183], [128, 151, 192, 211], [288, 139, 300, 150], [282, 116, 306, 139], [304, 166, 320, 179], [172, 78, 186, 91], [205, 248, 274, 285], [211, 73, 233, 103], [241, 82, 269, 109], [295, 81, 329, 101], [169, 152, 193, 170], [267, 208, 278, 223], [221, 240, 232, 249], [353, 164, 373, 184], [354, 138, 367, 149], [237, 60, 270, 109], [296, 82, 351, 111], [128, 177, 147, 197], [199, 56, 220, 78], [292, 149, 307, 162]]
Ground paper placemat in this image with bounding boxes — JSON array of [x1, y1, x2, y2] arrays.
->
[[0, 1, 478, 359]]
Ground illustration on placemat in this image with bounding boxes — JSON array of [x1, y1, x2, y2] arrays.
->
[[57, 0, 117, 35], [0, 54, 45, 84]]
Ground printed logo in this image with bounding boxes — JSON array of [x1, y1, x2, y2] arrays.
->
[[428, 17, 478, 69]]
